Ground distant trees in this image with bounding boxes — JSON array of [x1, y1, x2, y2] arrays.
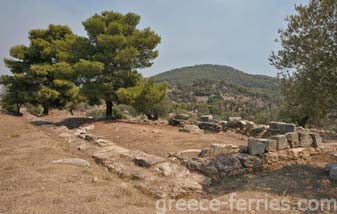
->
[[270, 0, 337, 126], [1, 11, 164, 120]]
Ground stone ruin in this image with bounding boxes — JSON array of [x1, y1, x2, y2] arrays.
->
[[172, 121, 337, 182], [25, 113, 337, 199]]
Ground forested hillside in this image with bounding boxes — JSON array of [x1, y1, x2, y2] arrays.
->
[[153, 64, 281, 122]]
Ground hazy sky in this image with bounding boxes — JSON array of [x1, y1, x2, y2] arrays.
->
[[0, 0, 308, 77]]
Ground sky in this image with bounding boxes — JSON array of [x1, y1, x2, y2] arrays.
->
[[0, 0, 308, 77]]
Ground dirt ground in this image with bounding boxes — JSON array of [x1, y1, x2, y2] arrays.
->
[[1, 110, 337, 214]]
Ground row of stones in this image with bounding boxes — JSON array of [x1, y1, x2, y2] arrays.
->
[[184, 144, 337, 181]]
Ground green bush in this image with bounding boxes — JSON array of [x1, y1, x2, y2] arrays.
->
[[85, 105, 123, 120], [25, 103, 43, 116]]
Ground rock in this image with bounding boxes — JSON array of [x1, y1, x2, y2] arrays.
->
[[200, 144, 239, 157], [51, 158, 90, 167], [92, 176, 99, 183], [179, 125, 203, 134], [309, 133, 322, 148], [257, 138, 277, 152], [214, 155, 243, 176], [250, 125, 267, 136], [329, 168, 337, 180], [247, 138, 266, 155], [299, 132, 313, 148], [325, 163, 337, 171], [178, 114, 190, 120], [168, 118, 183, 126], [58, 132, 73, 138], [197, 122, 222, 132], [200, 115, 213, 122], [269, 122, 296, 134], [173, 149, 201, 160], [271, 135, 290, 150], [80, 124, 95, 131], [286, 132, 300, 148], [237, 153, 263, 169], [133, 154, 165, 168], [83, 134, 98, 142], [229, 117, 242, 122], [239, 145, 248, 153], [155, 162, 178, 176], [219, 120, 228, 127], [95, 139, 115, 147]]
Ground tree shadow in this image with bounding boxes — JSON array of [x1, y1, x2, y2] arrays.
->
[[205, 164, 337, 201], [30, 117, 101, 129]]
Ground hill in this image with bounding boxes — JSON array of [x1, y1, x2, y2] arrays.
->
[[152, 64, 281, 121]]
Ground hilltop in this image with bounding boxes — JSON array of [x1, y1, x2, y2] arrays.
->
[[152, 64, 280, 120]]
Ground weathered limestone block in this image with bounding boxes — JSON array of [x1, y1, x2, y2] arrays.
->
[[269, 122, 296, 134], [286, 132, 300, 148], [200, 115, 213, 122], [250, 125, 267, 136], [237, 153, 263, 169], [309, 133, 322, 148], [51, 158, 90, 167], [95, 139, 115, 147], [299, 132, 313, 148], [200, 144, 239, 157], [179, 125, 203, 134], [174, 149, 201, 160], [258, 138, 277, 152], [229, 117, 242, 122], [271, 135, 290, 150], [247, 138, 266, 155]]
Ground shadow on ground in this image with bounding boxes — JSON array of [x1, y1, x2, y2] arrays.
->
[[31, 117, 99, 129], [206, 163, 337, 201]]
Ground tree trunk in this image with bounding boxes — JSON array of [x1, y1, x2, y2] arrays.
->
[[105, 100, 113, 119], [146, 113, 159, 121], [42, 105, 49, 116], [16, 103, 22, 116], [299, 116, 309, 127]]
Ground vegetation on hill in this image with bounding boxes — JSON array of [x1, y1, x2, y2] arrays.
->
[[153, 64, 281, 123]]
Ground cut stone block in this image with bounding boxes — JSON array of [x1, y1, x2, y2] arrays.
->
[[200, 115, 213, 122], [309, 133, 322, 148], [257, 138, 277, 152], [271, 135, 290, 150], [174, 149, 201, 160], [247, 138, 266, 156], [299, 132, 313, 148], [286, 132, 300, 148], [269, 122, 296, 134], [200, 144, 239, 157]]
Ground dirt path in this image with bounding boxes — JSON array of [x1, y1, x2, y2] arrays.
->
[[0, 113, 155, 214]]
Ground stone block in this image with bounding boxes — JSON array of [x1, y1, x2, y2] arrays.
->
[[286, 132, 300, 148], [309, 133, 322, 148], [271, 135, 290, 150], [299, 132, 313, 148], [200, 115, 213, 122], [257, 138, 277, 152], [200, 144, 239, 157], [247, 138, 266, 155]]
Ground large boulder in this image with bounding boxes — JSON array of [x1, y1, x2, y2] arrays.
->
[[179, 125, 203, 134], [247, 138, 266, 155], [200, 144, 240, 157], [271, 135, 290, 150]]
